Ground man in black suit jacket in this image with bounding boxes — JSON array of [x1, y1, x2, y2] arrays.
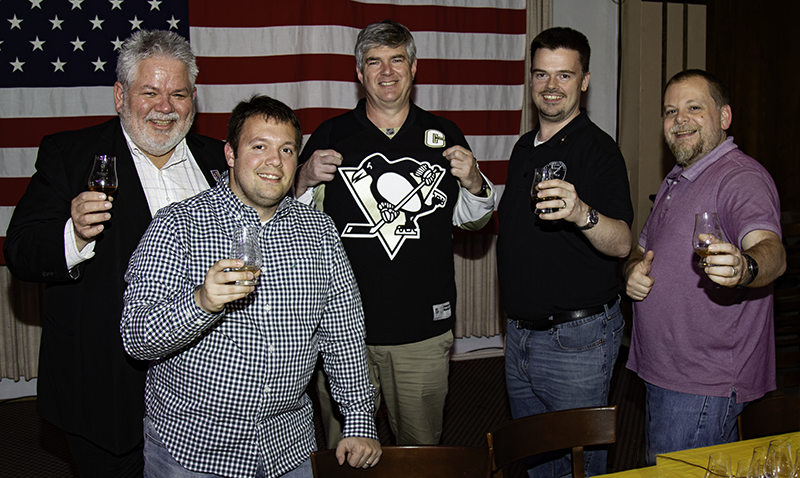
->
[[3, 30, 226, 478]]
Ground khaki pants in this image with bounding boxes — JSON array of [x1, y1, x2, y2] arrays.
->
[[316, 330, 453, 447]]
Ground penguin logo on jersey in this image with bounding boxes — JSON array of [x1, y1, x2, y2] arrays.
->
[[340, 153, 447, 260]]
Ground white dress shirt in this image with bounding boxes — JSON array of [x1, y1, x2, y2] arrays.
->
[[65, 126, 210, 272]]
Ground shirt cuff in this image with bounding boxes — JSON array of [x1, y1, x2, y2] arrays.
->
[[295, 186, 315, 206], [65, 218, 96, 275], [453, 175, 496, 226], [341, 411, 380, 441]]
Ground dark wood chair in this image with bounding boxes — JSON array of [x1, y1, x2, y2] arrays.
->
[[310, 445, 492, 478], [737, 394, 800, 440], [486, 406, 617, 478]]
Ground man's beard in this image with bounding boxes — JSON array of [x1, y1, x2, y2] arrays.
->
[[665, 126, 706, 169], [120, 99, 195, 158], [536, 89, 570, 123]]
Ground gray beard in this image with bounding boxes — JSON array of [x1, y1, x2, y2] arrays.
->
[[119, 101, 195, 158]]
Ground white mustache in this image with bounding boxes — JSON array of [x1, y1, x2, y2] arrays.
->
[[146, 112, 180, 122]]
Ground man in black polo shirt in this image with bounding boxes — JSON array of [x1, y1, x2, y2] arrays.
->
[[496, 27, 633, 477]]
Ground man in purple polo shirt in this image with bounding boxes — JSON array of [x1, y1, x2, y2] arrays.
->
[[624, 69, 786, 464]]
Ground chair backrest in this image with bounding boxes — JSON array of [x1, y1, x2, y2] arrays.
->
[[738, 395, 800, 441], [486, 406, 617, 478], [311, 445, 492, 478]]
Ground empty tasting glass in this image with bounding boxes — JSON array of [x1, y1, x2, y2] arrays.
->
[[751, 446, 768, 478], [765, 439, 794, 478], [705, 452, 732, 478], [736, 459, 753, 478]]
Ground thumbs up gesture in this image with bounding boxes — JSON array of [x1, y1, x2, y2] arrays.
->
[[625, 248, 655, 301]]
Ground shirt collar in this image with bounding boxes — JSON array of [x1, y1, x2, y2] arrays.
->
[[523, 108, 591, 149], [673, 136, 737, 183], [214, 171, 296, 224]]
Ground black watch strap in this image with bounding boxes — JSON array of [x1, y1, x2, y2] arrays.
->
[[738, 253, 759, 287]]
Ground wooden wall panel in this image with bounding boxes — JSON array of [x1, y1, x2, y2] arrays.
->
[[619, 0, 708, 238], [707, 0, 800, 215]]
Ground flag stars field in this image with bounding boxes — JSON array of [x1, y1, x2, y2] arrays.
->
[[30, 37, 45, 51], [10, 57, 24, 72], [72, 37, 86, 51], [50, 16, 64, 29], [8, 15, 23, 29], [51, 58, 66, 73], [90, 15, 104, 29]]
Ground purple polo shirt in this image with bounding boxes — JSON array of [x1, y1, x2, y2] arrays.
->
[[627, 137, 780, 403]]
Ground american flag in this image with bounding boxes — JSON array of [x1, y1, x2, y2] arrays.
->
[[0, 0, 526, 264]]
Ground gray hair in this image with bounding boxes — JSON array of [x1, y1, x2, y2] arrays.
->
[[116, 30, 198, 89], [355, 20, 417, 72]]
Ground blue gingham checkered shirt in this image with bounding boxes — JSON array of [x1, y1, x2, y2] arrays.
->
[[121, 173, 377, 478]]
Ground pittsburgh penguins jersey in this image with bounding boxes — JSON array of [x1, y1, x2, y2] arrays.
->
[[300, 99, 466, 345]]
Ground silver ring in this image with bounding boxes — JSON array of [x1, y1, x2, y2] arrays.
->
[[561, 199, 567, 209], [732, 267, 737, 277]]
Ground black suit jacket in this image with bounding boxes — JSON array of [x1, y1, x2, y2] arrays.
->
[[3, 118, 227, 454]]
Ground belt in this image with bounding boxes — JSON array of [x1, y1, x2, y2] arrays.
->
[[515, 297, 618, 331]]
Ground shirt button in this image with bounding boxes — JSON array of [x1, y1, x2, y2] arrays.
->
[[268, 345, 275, 354]]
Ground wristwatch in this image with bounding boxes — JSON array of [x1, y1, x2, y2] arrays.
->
[[738, 253, 759, 287], [578, 207, 599, 230], [478, 177, 490, 197]]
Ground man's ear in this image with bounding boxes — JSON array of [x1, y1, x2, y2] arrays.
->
[[720, 104, 732, 130], [224, 142, 236, 168], [356, 64, 364, 86], [113, 82, 125, 113]]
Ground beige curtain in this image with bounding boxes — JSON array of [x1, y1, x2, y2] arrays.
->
[[0, 266, 42, 380], [521, 0, 553, 135], [453, 233, 504, 338], [453, 0, 552, 339]]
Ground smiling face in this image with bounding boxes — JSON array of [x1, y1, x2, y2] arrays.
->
[[531, 47, 589, 128], [225, 117, 298, 221], [662, 76, 731, 169], [114, 56, 196, 166], [356, 45, 417, 113]]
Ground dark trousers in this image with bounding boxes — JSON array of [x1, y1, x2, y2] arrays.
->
[[65, 432, 144, 478]]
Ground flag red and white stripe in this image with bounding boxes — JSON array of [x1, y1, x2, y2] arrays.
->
[[0, 0, 526, 263]]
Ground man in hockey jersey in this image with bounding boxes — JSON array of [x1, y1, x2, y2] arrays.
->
[[294, 19, 496, 446]]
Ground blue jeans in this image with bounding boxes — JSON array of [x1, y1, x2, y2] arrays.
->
[[505, 299, 624, 478], [143, 417, 313, 478], [644, 382, 745, 465]]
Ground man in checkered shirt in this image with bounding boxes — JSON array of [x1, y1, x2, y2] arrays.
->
[[121, 95, 381, 478]]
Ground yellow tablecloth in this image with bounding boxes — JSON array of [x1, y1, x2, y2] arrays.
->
[[598, 432, 800, 477]]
